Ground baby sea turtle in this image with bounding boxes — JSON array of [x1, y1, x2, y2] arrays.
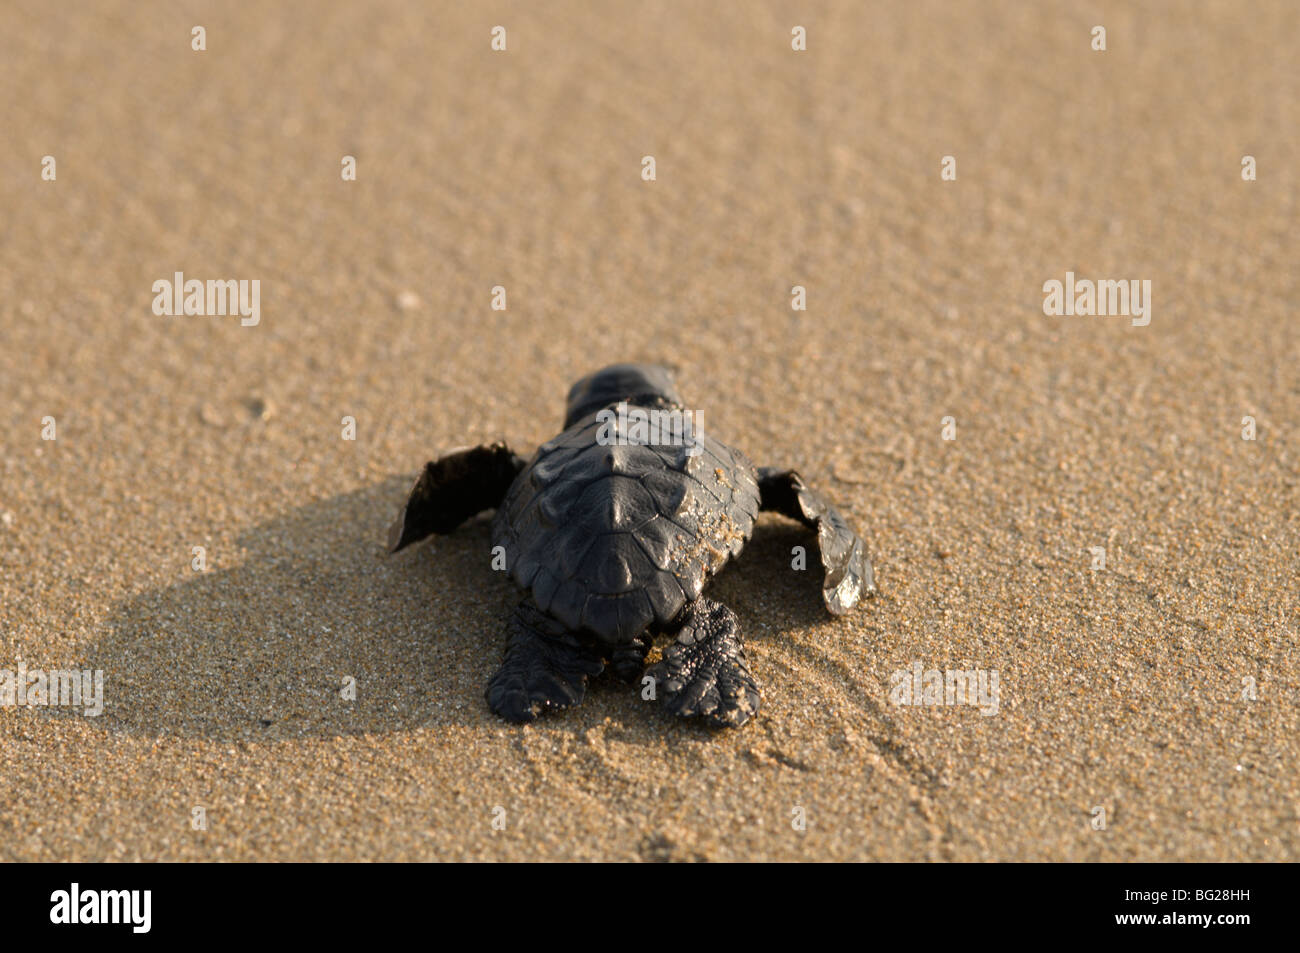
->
[[388, 363, 873, 728]]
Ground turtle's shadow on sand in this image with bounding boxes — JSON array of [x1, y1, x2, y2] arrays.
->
[[78, 478, 834, 742], [80, 477, 512, 741]]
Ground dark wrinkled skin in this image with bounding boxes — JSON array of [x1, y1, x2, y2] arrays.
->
[[388, 363, 874, 728]]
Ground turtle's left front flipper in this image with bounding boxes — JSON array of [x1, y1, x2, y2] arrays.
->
[[757, 467, 874, 615], [387, 443, 527, 552]]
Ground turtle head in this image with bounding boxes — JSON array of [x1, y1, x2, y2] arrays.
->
[[564, 363, 682, 429]]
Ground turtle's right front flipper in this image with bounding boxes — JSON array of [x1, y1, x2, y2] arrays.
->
[[757, 467, 874, 615], [387, 443, 526, 551]]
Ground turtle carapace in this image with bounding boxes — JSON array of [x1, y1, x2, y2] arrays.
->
[[388, 363, 874, 728]]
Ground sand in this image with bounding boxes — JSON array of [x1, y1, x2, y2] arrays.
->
[[1, 0, 1296, 861]]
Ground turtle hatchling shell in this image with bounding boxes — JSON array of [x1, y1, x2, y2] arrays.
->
[[492, 412, 761, 644]]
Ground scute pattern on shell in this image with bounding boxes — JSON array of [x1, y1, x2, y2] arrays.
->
[[492, 412, 761, 645]]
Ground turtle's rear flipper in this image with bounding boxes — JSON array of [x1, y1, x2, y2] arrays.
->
[[608, 633, 652, 683], [486, 599, 605, 723], [387, 443, 526, 552], [648, 597, 760, 728], [757, 467, 874, 615]]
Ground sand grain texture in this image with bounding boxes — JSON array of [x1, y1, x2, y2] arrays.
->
[[1, 1, 1297, 861]]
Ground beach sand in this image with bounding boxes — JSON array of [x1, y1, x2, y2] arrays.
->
[[1, 0, 1296, 861]]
